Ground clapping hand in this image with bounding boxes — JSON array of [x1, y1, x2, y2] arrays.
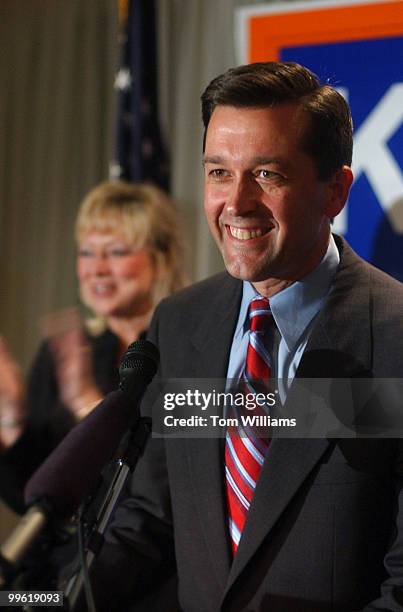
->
[[43, 309, 103, 421]]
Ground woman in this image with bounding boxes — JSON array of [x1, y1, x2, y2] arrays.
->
[[0, 180, 187, 513]]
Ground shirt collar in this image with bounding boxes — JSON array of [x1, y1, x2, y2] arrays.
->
[[236, 235, 340, 351]]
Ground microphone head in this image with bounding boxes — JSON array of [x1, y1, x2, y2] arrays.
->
[[119, 339, 159, 396]]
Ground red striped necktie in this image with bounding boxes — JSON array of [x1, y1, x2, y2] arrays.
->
[[225, 297, 273, 555]]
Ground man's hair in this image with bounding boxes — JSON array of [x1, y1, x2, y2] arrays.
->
[[201, 62, 353, 180]]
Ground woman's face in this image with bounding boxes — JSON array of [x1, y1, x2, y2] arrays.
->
[[76, 230, 157, 319]]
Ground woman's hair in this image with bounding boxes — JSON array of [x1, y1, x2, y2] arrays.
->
[[75, 180, 187, 327]]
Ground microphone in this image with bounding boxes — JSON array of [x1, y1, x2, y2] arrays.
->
[[0, 339, 159, 585]]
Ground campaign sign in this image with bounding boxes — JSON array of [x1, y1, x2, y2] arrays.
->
[[235, 0, 403, 280]]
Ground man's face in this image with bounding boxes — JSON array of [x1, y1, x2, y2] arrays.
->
[[203, 104, 351, 294]]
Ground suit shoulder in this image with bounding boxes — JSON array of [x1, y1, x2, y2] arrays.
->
[[337, 235, 403, 309], [367, 263, 403, 298], [362, 261, 403, 322], [147, 272, 241, 347], [157, 271, 238, 313]]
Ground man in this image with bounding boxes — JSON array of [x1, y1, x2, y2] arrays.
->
[[90, 62, 403, 611]]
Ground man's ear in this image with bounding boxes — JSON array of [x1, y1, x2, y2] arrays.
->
[[325, 165, 354, 219]]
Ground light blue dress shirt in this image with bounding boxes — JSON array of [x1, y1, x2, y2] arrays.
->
[[226, 235, 340, 401]]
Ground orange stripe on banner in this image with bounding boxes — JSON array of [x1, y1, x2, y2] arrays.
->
[[118, 0, 129, 26], [248, 1, 403, 62]]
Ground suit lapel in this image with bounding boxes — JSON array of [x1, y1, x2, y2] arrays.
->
[[186, 275, 242, 589], [302, 235, 371, 370]]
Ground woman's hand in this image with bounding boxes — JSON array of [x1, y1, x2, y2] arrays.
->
[[0, 337, 26, 451], [43, 309, 103, 421]]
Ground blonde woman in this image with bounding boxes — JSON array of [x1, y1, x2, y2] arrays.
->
[[0, 181, 187, 512]]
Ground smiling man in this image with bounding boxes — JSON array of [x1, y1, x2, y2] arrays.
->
[[203, 103, 351, 292], [86, 63, 403, 611], [202, 65, 353, 294]]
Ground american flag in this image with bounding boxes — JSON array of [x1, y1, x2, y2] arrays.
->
[[110, 0, 169, 190]]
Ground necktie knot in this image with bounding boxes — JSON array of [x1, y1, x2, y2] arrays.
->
[[249, 297, 271, 333]]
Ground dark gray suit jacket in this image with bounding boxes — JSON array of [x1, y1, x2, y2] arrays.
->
[[92, 236, 403, 611]]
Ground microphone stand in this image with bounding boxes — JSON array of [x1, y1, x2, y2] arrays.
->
[[64, 414, 151, 612]]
